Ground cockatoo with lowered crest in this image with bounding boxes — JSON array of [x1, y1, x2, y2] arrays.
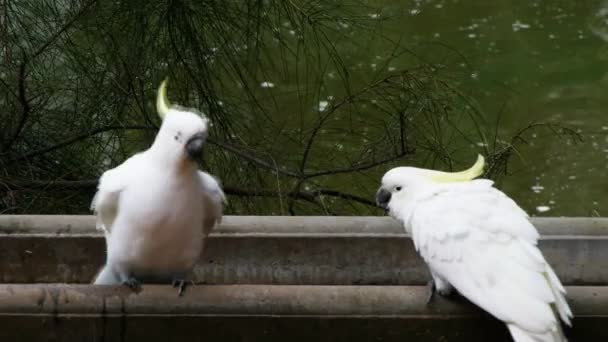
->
[[376, 155, 572, 342], [91, 79, 225, 295]]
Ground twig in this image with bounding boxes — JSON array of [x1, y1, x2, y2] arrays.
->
[[313, 189, 375, 206], [303, 150, 413, 179], [2, 49, 30, 152], [2, 179, 377, 208], [206, 139, 302, 178], [4, 125, 154, 164], [29, 0, 99, 62]]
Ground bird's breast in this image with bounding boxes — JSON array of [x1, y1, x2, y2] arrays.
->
[[108, 175, 205, 275]]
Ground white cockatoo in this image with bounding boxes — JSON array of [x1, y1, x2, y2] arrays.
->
[[376, 155, 572, 342], [91, 79, 225, 295]]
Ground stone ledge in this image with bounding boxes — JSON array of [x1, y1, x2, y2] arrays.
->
[[0, 284, 604, 341], [1, 215, 608, 236]]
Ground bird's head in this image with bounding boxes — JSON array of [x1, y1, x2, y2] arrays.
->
[[155, 79, 209, 161], [376, 154, 485, 218]]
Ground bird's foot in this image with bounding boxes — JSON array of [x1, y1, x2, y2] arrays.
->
[[172, 279, 195, 297], [437, 286, 454, 297], [122, 277, 141, 293], [427, 279, 455, 305]]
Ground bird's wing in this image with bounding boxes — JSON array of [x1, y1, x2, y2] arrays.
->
[[198, 171, 225, 237], [410, 179, 572, 336], [90, 154, 144, 235]]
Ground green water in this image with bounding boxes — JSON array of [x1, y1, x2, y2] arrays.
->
[[358, 0, 608, 216], [123, 0, 605, 217]]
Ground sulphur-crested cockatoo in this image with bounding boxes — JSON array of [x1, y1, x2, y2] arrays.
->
[[376, 155, 572, 342], [91, 79, 225, 295]]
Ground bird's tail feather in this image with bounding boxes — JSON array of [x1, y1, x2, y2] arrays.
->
[[545, 265, 573, 326], [93, 265, 120, 285], [508, 323, 567, 342]]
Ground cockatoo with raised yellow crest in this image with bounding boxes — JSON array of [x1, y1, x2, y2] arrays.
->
[[376, 155, 572, 342], [91, 79, 225, 295]]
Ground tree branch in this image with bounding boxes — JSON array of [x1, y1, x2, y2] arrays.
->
[[2, 121, 304, 179], [4, 120, 405, 193]]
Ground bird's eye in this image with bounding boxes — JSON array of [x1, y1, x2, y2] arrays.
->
[[395, 186, 402, 191]]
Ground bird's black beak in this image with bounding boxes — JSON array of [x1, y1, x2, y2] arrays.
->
[[185, 132, 207, 159], [375, 188, 391, 212]]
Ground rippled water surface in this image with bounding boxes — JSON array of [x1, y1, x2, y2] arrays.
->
[[371, 0, 608, 216], [252, 1, 607, 216]]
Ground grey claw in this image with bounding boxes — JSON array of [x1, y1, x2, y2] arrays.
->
[[426, 280, 436, 305], [172, 279, 195, 296], [123, 277, 141, 293]]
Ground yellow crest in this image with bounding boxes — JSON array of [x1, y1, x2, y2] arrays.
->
[[156, 78, 171, 120], [428, 154, 485, 183]]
